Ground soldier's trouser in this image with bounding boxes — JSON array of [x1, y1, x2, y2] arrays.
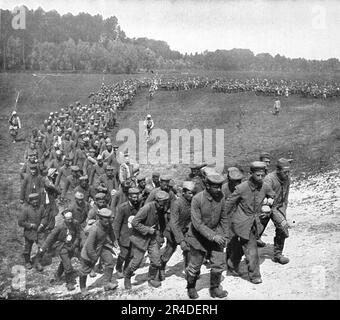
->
[[160, 238, 177, 265], [227, 235, 243, 268], [59, 247, 74, 275], [259, 215, 271, 237], [116, 244, 133, 272], [274, 229, 287, 257], [125, 240, 161, 275], [233, 226, 261, 280], [23, 234, 44, 259], [80, 248, 114, 276], [187, 246, 225, 277]]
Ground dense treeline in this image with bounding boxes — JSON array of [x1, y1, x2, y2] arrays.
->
[[0, 6, 339, 73]]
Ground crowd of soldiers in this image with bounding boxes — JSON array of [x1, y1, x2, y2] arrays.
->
[[16, 76, 292, 299], [211, 78, 340, 98]]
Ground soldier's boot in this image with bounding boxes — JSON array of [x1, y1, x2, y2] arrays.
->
[[52, 262, 64, 283], [158, 261, 166, 281], [115, 255, 125, 279], [186, 272, 199, 299], [124, 267, 134, 290], [148, 265, 161, 288], [65, 272, 76, 291], [226, 258, 240, 277], [256, 238, 266, 247], [23, 254, 32, 270], [273, 236, 289, 265], [209, 272, 228, 299], [79, 275, 89, 296], [103, 267, 118, 291], [34, 252, 44, 272]]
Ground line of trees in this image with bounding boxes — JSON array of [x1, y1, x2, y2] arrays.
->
[[0, 6, 339, 73]]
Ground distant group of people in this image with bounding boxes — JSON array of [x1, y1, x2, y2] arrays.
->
[[211, 78, 340, 99], [13, 75, 293, 299]]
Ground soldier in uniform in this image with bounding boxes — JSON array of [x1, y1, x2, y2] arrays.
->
[[39, 211, 81, 291], [221, 167, 245, 269], [186, 174, 228, 299], [113, 188, 141, 278], [20, 163, 45, 206], [61, 165, 80, 203], [18, 193, 46, 271], [263, 158, 291, 264], [110, 180, 131, 218], [147, 171, 160, 188], [98, 165, 119, 196], [159, 181, 196, 281], [225, 161, 275, 284], [79, 208, 118, 295], [188, 164, 206, 195], [74, 175, 91, 203], [123, 190, 169, 289]]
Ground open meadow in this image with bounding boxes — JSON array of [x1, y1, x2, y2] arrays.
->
[[0, 71, 340, 299]]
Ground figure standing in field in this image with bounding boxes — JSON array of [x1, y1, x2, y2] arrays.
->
[[273, 98, 281, 115], [143, 114, 154, 141], [8, 110, 21, 143]]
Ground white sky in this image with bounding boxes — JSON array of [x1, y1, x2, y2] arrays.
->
[[1, 0, 339, 59]]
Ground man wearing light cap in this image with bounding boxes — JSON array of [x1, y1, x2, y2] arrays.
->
[[113, 188, 141, 278], [188, 163, 206, 194], [225, 161, 275, 284], [186, 173, 228, 299], [79, 208, 118, 295], [159, 181, 197, 281], [39, 211, 81, 291], [124, 190, 170, 289], [74, 175, 91, 203], [262, 158, 291, 264]]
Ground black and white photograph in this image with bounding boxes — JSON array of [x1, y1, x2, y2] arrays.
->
[[0, 0, 339, 302]]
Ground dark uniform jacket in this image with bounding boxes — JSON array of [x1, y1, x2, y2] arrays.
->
[[187, 190, 228, 253], [20, 174, 45, 204], [41, 220, 81, 254], [225, 178, 275, 240], [18, 204, 46, 241], [166, 196, 191, 244], [130, 202, 166, 251], [81, 221, 115, 263], [110, 189, 128, 218], [113, 201, 140, 247]]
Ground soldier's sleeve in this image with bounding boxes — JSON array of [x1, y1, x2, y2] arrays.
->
[[169, 200, 185, 244], [41, 225, 61, 251], [62, 177, 70, 198], [191, 195, 216, 241], [55, 168, 63, 187], [113, 204, 124, 240], [86, 227, 98, 262], [18, 206, 30, 229], [218, 198, 229, 238], [20, 176, 28, 202], [225, 186, 242, 215], [131, 205, 151, 235]]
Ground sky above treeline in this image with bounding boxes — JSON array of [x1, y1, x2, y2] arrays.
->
[[1, 0, 339, 60]]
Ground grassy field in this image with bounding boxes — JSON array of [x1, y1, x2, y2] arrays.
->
[[0, 71, 340, 298]]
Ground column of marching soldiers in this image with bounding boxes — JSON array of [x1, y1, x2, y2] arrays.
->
[[18, 79, 292, 299]]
